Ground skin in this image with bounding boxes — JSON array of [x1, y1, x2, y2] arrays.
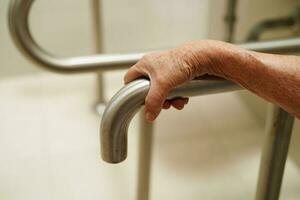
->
[[124, 40, 300, 122]]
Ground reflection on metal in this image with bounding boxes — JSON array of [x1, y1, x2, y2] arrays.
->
[[8, 0, 300, 73], [255, 106, 294, 200], [100, 78, 241, 163]]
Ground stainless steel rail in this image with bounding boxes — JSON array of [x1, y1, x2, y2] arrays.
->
[[247, 7, 300, 41], [8, 0, 300, 73], [100, 37, 300, 163], [9, 1, 300, 199], [100, 78, 241, 163], [8, 1, 145, 73]]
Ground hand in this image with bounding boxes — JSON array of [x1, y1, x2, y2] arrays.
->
[[124, 40, 224, 122]]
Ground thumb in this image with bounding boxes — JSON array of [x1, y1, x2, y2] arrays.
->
[[144, 80, 169, 122]]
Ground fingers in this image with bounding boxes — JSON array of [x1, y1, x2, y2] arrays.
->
[[170, 98, 188, 110], [124, 52, 191, 122], [182, 97, 189, 105], [144, 80, 169, 122], [161, 97, 190, 110], [162, 101, 171, 109]]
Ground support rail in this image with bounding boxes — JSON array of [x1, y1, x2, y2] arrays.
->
[[100, 78, 241, 163], [8, 1, 300, 199], [8, 0, 300, 73], [100, 35, 300, 163]]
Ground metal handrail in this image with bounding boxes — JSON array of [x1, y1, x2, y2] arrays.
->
[[100, 78, 241, 163], [8, 0, 145, 73], [8, 1, 300, 198], [8, 0, 300, 73], [247, 6, 300, 41], [100, 38, 300, 163]]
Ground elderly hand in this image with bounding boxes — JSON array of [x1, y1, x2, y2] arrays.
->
[[124, 39, 300, 121], [124, 40, 230, 122]]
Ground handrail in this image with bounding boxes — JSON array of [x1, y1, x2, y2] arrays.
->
[[247, 6, 300, 41], [100, 38, 300, 164], [8, 0, 145, 73], [100, 78, 241, 163], [8, 0, 300, 73]]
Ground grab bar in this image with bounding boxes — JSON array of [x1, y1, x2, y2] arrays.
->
[[101, 78, 241, 163], [8, 0, 300, 73], [247, 6, 300, 41], [100, 37, 300, 164], [8, 0, 145, 73]]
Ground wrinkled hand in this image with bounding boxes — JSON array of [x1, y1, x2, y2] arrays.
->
[[124, 40, 223, 122]]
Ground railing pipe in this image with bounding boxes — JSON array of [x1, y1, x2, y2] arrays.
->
[[247, 7, 300, 41], [100, 36, 300, 163], [100, 78, 241, 163], [8, 0, 300, 73], [247, 17, 295, 42], [255, 106, 294, 200]]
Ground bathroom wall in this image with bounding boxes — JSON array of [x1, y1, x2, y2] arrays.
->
[[100, 0, 210, 53], [100, 0, 211, 101]]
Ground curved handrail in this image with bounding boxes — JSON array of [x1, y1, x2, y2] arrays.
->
[[100, 37, 300, 164], [8, 0, 300, 73], [8, 0, 145, 73], [100, 78, 241, 163]]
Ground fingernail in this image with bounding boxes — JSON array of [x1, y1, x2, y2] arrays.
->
[[146, 112, 155, 122]]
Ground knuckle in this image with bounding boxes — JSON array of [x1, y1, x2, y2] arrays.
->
[[139, 54, 156, 71], [141, 54, 154, 63], [155, 74, 165, 85], [156, 76, 172, 91], [179, 65, 194, 80]]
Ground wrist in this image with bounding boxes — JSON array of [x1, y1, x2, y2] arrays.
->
[[179, 40, 239, 78], [195, 40, 255, 80]]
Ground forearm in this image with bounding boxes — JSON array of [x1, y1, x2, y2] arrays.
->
[[201, 42, 300, 118]]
